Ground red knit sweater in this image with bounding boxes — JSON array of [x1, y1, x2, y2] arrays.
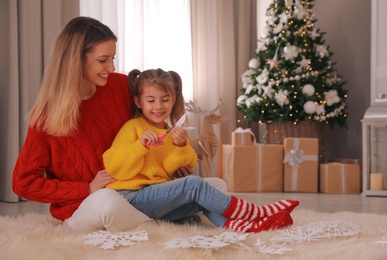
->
[[12, 73, 132, 221]]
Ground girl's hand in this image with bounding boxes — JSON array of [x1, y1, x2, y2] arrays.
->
[[89, 169, 116, 193], [140, 130, 160, 146], [171, 126, 188, 147], [173, 166, 193, 178]]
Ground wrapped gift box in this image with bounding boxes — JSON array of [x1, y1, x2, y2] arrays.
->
[[283, 138, 319, 192], [329, 158, 362, 191], [329, 158, 362, 166], [222, 144, 283, 192], [320, 163, 361, 194], [231, 128, 256, 145]]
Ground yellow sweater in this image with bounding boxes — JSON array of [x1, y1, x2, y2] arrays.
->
[[103, 117, 198, 190]]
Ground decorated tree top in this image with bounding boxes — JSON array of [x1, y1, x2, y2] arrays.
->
[[237, 0, 348, 128]]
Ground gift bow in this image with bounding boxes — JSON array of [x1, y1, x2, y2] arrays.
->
[[234, 127, 257, 143], [283, 149, 305, 168], [234, 127, 252, 133]]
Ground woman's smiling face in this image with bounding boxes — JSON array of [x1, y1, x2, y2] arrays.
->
[[82, 39, 116, 90]]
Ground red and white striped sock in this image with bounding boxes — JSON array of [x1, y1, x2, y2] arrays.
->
[[222, 196, 299, 221], [223, 210, 293, 233]]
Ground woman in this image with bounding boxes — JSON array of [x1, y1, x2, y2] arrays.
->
[[12, 16, 226, 232]]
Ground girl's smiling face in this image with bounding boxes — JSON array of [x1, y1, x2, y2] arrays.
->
[[135, 83, 175, 129]]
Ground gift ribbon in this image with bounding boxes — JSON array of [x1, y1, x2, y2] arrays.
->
[[257, 145, 263, 191], [223, 146, 232, 190], [233, 127, 257, 144], [341, 164, 347, 193], [283, 138, 318, 191]]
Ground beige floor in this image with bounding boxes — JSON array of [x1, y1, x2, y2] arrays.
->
[[0, 192, 386, 217]]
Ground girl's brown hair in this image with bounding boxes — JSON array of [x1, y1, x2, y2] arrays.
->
[[29, 16, 117, 136], [128, 68, 186, 126]]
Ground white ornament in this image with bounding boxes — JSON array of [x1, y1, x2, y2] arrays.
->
[[302, 84, 315, 96], [311, 29, 321, 40], [297, 56, 311, 68], [316, 45, 329, 58], [246, 95, 261, 107], [293, 3, 307, 20], [273, 23, 283, 34], [241, 69, 255, 88], [256, 68, 269, 84], [262, 83, 275, 98], [324, 90, 340, 106], [245, 84, 255, 94], [237, 95, 247, 104], [248, 58, 260, 69], [303, 101, 317, 114], [316, 104, 325, 115], [279, 12, 289, 24], [283, 45, 299, 60], [267, 15, 278, 26], [275, 90, 290, 107]]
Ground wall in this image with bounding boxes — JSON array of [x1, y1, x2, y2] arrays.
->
[[314, 0, 371, 159], [256, 0, 371, 159]]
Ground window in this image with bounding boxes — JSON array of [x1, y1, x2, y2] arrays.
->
[[80, 0, 193, 100]]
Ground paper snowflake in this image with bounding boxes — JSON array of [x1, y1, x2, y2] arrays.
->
[[215, 232, 248, 243], [253, 239, 293, 255], [161, 231, 247, 249], [375, 228, 387, 245], [271, 221, 360, 245], [84, 230, 148, 250], [305, 220, 360, 238]]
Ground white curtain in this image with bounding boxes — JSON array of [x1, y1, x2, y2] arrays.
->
[[80, 0, 194, 101], [80, 0, 256, 177], [190, 0, 257, 176], [0, 0, 79, 202]]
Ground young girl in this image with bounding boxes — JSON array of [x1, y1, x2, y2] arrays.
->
[[103, 68, 299, 233]]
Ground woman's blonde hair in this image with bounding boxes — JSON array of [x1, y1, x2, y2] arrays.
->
[[29, 16, 117, 136], [128, 68, 186, 126]]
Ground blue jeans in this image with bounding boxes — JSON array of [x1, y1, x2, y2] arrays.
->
[[117, 175, 231, 227]]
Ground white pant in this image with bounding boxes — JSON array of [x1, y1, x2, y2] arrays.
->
[[64, 177, 227, 232]]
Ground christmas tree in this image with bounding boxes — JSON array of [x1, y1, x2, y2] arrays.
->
[[237, 0, 348, 129]]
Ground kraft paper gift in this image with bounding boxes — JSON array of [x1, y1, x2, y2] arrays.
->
[[283, 138, 319, 192], [320, 163, 361, 194], [231, 127, 256, 146], [222, 144, 283, 192]]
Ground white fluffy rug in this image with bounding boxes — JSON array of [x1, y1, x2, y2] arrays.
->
[[0, 209, 386, 260]]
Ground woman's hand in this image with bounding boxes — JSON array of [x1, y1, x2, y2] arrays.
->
[[173, 166, 193, 178], [89, 169, 116, 193]]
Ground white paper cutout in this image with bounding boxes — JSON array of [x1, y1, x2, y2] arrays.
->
[[161, 221, 360, 255], [375, 228, 387, 245], [253, 239, 293, 255], [214, 232, 249, 243], [84, 220, 361, 255], [84, 230, 148, 250], [161, 232, 246, 249], [271, 221, 360, 245]]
